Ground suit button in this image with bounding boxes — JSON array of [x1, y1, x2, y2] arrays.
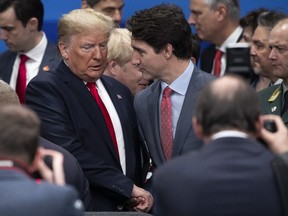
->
[[117, 205, 123, 211]]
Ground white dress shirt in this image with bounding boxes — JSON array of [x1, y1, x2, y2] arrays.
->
[[10, 32, 48, 90]]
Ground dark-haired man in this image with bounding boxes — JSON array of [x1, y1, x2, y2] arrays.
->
[[82, 0, 124, 25], [126, 4, 214, 187], [0, 0, 61, 103]]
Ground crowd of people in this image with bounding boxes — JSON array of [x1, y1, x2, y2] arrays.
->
[[0, 0, 287, 215]]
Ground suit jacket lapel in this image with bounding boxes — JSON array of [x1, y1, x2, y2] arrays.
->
[[58, 62, 119, 160], [0, 52, 17, 83], [173, 67, 200, 156], [39, 41, 61, 73], [148, 81, 166, 162]]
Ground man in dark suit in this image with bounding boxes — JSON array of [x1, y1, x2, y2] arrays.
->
[[0, 105, 84, 216], [0, 0, 61, 103], [26, 9, 153, 212], [188, 0, 242, 76], [153, 75, 283, 216], [126, 4, 214, 183], [258, 18, 288, 126]]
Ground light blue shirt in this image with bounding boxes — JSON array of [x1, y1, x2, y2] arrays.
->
[[160, 61, 194, 138]]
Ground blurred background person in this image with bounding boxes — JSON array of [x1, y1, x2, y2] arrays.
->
[[154, 75, 283, 216], [104, 28, 149, 96], [0, 105, 84, 216], [188, 0, 242, 76], [0, 79, 92, 210], [250, 10, 286, 91], [240, 8, 268, 44], [239, 8, 269, 87], [0, 0, 60, 104], [81, 0, 124, 26], [258, 17, 288, 126]]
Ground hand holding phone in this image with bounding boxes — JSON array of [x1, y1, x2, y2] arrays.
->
[[260, 115, 288, 154], [36, 147, 66, 185]]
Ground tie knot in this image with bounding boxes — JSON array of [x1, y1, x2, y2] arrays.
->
[[215, 49, 223, 59], [163, 86, 172, 98], [20, 54, 29, 63], [86, 82, 96, 89]]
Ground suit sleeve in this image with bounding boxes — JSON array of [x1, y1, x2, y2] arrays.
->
[[26, 76, 134, 200]]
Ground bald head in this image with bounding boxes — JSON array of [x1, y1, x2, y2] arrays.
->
[[195, 75, 261, 136], [0, 80, 20, 105], [210, 76, 246, 100]]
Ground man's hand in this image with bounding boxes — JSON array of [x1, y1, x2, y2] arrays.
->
[[127, 184, 153, 213], [260, 114, 288, 154], [36, 147, 66, 185]]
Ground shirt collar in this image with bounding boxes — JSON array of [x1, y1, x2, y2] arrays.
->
[[161, 60, 194, 96], [218, 26, 243, 52], [211, 130, 248, 140]]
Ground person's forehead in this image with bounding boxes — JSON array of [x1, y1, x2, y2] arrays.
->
[[0, 7, 18, 22], [270, 24, 288, 41], [253, 26, 269, 39], [190, 0, 209, 10], [93, 0, 123, 9]]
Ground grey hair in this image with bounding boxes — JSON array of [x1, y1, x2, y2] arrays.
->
[[204, 0, 240, 21]]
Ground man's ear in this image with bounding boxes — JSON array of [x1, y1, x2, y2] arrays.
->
[[192, 117, 204, 139], [191, 57, 197, 64], [163, 43, 173, 59], [216, 3, 227, 22], [58, 42, 69, 60], [106, 60, 118, 76], [27, 18, 38, 32]]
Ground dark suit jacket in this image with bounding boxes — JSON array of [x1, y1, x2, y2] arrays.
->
[[258, 84, 288, 126], [39, 137, 92, 210], [0, 169, 83, 216], [134, 67, 215, 169], [0, 41, 61, 82], [272, 153, 288, 216], [200, 43, 216, 74], [26, 61, 145, 211], [153, 137, 283, 216]]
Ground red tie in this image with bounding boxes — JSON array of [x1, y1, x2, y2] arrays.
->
[[16, 54, 29, 104], [160, 86, 173, 160], [86, 82, 119, 158], [213, 49, 223, 77]]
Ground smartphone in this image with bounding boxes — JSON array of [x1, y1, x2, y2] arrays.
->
[[226, 43, 252, 80], [263, 120, 277, 133]]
